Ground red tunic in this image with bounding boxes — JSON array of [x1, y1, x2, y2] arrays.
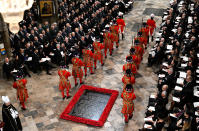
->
[[131, 54, 139, 66], [72, 57, 84, 78], [136, 54, 142, 66], [82, 49, 94, 67], [110, 25, 119, 42], [122, 75, 135, 90], [121, 91, 136, 114], [58, 69, 71, 91], [134, 37, 145, 45], [103, 32, 113, 50], [134, 45, 144, 56], [140, 27, 149, 46], [93, 42, 104, 61], [117, 18, 126, 33], [13, 79, 28, 102], [123, 62, 137, 74], [147, 19, 156, 35]]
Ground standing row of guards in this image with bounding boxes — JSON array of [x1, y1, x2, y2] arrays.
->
[[121, 14, 156, 123], [11, 16, 126, 110]]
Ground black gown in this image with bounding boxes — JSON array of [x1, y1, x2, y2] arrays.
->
[[2, 104, 22, 131]]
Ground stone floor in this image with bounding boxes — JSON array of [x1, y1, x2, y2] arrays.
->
[[0, 0, 170, 130]]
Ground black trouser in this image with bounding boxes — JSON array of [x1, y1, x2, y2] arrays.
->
[[148, 54, 156, 66], [4, 71, 12, 80], [32, 62, 41, 73], [40, 61, 50, 74], [20, 66, 31, 77]]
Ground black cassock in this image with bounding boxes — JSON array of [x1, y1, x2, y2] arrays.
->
[[2, 104, 22, 131]]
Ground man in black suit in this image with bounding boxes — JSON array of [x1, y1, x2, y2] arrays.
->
[[2, 58, 14, 80], [32, 48, 51, 75], [181, 75, 194, 104]]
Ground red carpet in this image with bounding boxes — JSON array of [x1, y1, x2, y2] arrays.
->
[[60, 85, 119, 127]]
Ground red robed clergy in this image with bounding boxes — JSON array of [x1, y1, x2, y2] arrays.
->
[[117, 18, 126, 33], [147, 18, 156, 36]]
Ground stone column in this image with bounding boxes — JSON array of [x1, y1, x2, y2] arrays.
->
[[0, 14, 11, 60]]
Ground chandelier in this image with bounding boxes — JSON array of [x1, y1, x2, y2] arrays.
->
[[0, 0, 34, 33]]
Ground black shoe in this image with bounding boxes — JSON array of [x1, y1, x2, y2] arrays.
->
[[47, 72, 52, 75], [110, 53, 112, 56], [67, 96, 71, 99], [94, 67, 96, 69], [122, 34, 124, 39], [116, 46, 118, 48], [129, 115, 133, 119], [21, 107, 26, 110], [75, 83, 78, 87], [80, 82, 84, 85], [28, 74, 31, 77], [85, 74, 87, 77], [91, 72, 94, 75], [101, 63, 104, 66], [63, 96, 66, 100], [125, 121, 128, 124], [105, 56, 107, 58], [151, 36, 154, 42]]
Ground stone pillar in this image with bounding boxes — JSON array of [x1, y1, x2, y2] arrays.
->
[[0, 14, 11, 61]]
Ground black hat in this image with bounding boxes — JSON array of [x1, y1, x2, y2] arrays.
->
[[130, 48, 135, 54], [126, 56, 133, 62], [143, 22, 147, 26], [126, 69, 132, 75], [138, 32, 142, 36], [126, 84, 133, 90], [135, 39, 140, 44]]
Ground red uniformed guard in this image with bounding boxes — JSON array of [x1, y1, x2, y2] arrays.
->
[[130, 48, 139, 69], [121, 84, 136, 123], [134, 39, 144, 60], [147, 14, 156, 41], [110, 24, 119, 48], [134, 32, 145, 49], [13, 76, 28, 110], [82, 49, 94, 77], [122, 69, 135, 92], [140, 22, 149, 47], [134, 32, 144, 44], [132, 47, 142, 69], [72, 57, 84, 86], [103, 27, 113, 58], [93, 41, 104, 69], [123, 56, 137, 75], [58, 66, 71, 100], [117, 16, 126, 40]]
